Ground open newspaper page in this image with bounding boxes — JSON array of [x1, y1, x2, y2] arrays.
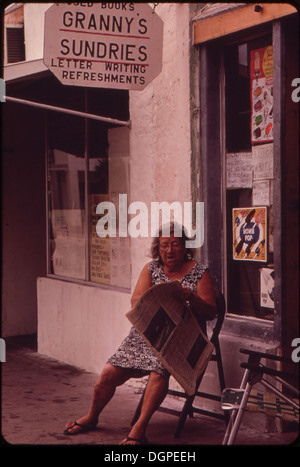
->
[[126, 281, 214, 396]]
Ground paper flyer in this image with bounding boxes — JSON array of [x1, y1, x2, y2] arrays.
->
[[260, 268, 275, 309]]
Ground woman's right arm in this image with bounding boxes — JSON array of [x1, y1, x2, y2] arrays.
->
[[130, 262, 152, 307]]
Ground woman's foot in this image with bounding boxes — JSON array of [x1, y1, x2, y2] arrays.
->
[[120, 435, 148, 445], [120, 426, 147, 445], [64, 415, 98, 435]]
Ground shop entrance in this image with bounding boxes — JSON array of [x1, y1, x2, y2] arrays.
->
[[223, 34, 275, 320], [200, 13, 299, 348]]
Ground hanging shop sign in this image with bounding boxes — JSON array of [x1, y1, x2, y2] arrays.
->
[[232, 207, 267, 262], [43, 3, 163, 90], [250, 46, 273, 144]]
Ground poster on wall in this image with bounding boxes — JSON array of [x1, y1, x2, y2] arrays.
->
[[109, 192, 131, 289], [252, 143, 273, 180], [51, 209, 86, 279], [260, 268, 274, 309], [250, 46, 273, 144], [90, 194, 111, 285], [233, 207, 267, 262], [252, 180, 271, 206], [226, 152, 253, 189]]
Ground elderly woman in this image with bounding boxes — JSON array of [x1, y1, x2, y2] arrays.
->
[[64, 224, 216, 444]]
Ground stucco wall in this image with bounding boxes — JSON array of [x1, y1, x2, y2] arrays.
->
[[24, 3, 51, 61], [129, 3, 193, 288], [37, 277, 131, 373], [36, 2, 194, 378]]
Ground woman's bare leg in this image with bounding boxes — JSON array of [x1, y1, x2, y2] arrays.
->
[[65, 364, 132, 434], [121, 371, 169, 444]]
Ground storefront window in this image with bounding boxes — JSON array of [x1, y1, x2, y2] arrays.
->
[[224, 35, 274, 320], [47, 87, 130, 288], [48, 113, 86, 279], [87, 119, 131, 289]]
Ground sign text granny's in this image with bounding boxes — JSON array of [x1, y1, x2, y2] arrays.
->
[[44, 3, 163, 90]]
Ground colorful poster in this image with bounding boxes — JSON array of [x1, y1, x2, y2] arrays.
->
[[233, 207, 267, 262], [250, 46, 273, 144]]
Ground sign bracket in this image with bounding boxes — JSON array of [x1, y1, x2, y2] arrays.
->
[[4, 95, 131, 127]]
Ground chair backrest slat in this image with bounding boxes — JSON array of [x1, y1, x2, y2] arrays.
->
[[211, 290, 226, 346]]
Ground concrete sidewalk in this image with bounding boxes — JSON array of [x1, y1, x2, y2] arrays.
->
[[1, 337, 299, 449]]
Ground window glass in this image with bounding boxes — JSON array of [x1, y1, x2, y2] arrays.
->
[[88, 119, 110, 285], [224, 35, 274, 320], [47, 90, 131, 288], [225, 42, 251, 153], [48, 113, 86, 279], [88, 120, 131, 288]]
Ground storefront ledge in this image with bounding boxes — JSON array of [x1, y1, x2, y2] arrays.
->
[[221, 314, 275, 344], [46, 273, 131, 295]]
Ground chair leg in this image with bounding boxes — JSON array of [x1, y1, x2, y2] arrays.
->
[[215, 343, 230, 424], [222, 368, 252, 445], [174, 343, 228, 438], [173, 369, 207, 438], [225, 380, 252, 445], [174, 394, 195, 438], [222, 408, 237, 445], [215, 341, 226, 391]]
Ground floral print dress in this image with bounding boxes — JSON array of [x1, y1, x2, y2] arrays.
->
[[107, 260, 207, 378]]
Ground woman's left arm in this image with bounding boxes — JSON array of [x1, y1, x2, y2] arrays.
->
[[173, 270, 217, 320], [189, 270, 217, 320]]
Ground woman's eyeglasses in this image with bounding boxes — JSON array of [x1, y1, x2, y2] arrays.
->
[[159, 241, 183, 251]]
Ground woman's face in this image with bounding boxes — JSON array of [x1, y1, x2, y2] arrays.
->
[[159, 233, 186, 268]]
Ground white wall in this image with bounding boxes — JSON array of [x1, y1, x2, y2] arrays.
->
[[129, 3, 193, 288], [24, 3, 51, 61], [37, 277, 131, 373]]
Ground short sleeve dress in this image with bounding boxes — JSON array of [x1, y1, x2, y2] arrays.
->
[[107, 259, 208, 379]]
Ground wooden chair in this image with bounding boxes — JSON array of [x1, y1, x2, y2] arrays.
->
[[131, 290, 228, 438]]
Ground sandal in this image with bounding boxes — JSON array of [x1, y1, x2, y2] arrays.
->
[[120, 435, 148, 445], [64, 420, 97, 435]]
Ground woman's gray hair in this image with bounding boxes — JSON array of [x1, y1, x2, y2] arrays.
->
[[150, 222, 195, 264]]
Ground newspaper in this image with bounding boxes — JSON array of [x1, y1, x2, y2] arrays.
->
[[126, 281, 214, 396]]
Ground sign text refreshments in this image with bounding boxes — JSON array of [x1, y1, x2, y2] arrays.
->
[[44, 3, 163, 90], [96, 194, 204, 248]]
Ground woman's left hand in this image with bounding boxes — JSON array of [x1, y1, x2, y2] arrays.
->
[[173, 287, 193, 303]]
